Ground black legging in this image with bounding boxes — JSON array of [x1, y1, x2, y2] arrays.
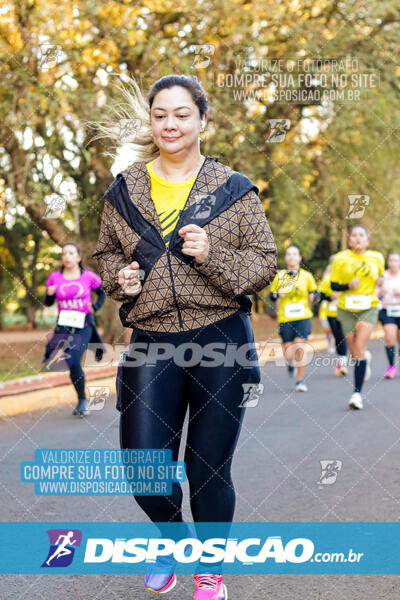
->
[[327, 316, 348, 357], [118, 308, 261, 524], [65, 324, 93, 400], [43, 323, 93, 400]]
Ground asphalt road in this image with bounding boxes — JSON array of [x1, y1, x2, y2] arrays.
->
[[1, 339, 400, 599]]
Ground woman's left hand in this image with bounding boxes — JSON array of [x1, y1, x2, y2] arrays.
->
[[178, 224, 210, 264], [88, 303, 95, 313]]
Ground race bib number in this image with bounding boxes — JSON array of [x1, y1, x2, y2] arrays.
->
[[387, 305, 400, 317], [284, 302, 306, 319], [328, 301, 338, 314], [58, 310, 86, 328], [344, 294, 372, 310]]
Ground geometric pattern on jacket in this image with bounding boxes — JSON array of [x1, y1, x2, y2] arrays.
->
[[93, 155, 278, 333]]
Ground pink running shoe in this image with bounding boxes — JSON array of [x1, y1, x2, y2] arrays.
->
[[384, 365, 396, 379], [335, 365, 348, 376], [193, 574, 228, 599]]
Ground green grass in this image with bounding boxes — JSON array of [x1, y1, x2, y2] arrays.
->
[[0, 367, 42, 382]]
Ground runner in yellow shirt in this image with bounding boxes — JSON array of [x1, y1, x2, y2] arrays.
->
[[330, 225, 385, 410], [318, 256, 348, 376], [269, 245, 318, 392]]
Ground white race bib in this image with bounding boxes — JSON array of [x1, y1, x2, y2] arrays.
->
[[387, 305, 400, 317], [344, 294, 372, 310], [284, 302, 306, 319], [328, 301, 338, 314], [58, 310, 86, 328]]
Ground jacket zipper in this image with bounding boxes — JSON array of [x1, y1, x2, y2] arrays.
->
[[166, 244, 184, 330], [168, 155, 209, 249], [163, 155, 210, 332]]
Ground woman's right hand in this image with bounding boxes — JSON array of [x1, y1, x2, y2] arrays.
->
[[47, 284, 57, 295], [118, 262, 142, 296], [348, 277, 360, 290]]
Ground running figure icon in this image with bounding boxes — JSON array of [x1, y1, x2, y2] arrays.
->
[[45, 531, 77, 566]]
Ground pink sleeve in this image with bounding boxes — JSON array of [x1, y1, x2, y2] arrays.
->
[[46, 272, 55, 288], [88, 270, 102, 290]]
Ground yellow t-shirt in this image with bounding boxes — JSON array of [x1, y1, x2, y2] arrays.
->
[[318, 275, 338, 318], [270, 268, 317, 322], [330, 249, 385, 311], [146, 160, 196, 246]]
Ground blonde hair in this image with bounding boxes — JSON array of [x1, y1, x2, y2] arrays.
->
[[84, 75, 158, 163], [84, 74, 209, 164]]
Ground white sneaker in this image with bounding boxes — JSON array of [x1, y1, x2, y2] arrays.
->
[[349, 392, 363, 410], [364, 350, 372, 381], [295, 381, 308, 392]]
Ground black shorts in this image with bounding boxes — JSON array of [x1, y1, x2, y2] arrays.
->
[[379, 308, 400, 328], [279, 318, 312, 343]]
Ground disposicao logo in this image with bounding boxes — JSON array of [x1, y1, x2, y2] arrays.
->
[[41, 529, 82, 568], [83, 536, 315, 564]]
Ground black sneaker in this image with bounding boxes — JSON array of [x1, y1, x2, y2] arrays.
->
[[73, 398, 89, 416], [287, 365, 295, 376]]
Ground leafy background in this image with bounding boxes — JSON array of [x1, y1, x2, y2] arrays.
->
[[1, 0, 399, 339]]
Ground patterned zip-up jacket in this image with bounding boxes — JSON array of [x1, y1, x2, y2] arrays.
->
[[92, 155, 277, 333]]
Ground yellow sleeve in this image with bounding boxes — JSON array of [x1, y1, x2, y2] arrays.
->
[[270, 273, 279, 293], [318, 278, 329, 295], [330, 256, 343, 284]]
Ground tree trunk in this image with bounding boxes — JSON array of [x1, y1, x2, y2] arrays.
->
[[26, 302, 37, 329]]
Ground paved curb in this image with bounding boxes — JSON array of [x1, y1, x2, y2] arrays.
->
[[0, 376, 117, 419], [0, 329, 384, 419], [0, 367, 117, 398]]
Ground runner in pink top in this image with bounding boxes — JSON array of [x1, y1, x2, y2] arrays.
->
[[376, 252, 400, 378], [46, 269, 102, 315], [43, 242, 106, 416]]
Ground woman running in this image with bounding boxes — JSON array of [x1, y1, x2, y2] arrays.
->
[[92, 74, 277, 599], [43, 242, 106, 416], [318, 256, 348, 376], [269, 245, 317, 392], [330, 225, 385, 409], [375, 252, 400, 379]]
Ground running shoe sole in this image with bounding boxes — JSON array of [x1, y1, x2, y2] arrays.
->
[[145, 574, 177, 594], [349, 399, 363, 410]]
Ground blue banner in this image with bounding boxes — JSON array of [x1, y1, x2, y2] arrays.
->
[[0, 522, 399, 574]]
